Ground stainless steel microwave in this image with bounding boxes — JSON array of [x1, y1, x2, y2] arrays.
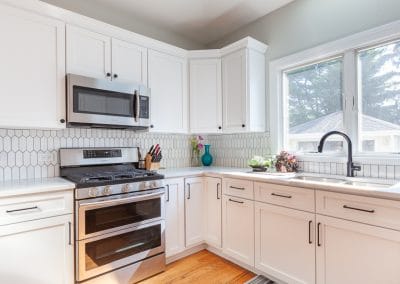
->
[[66, 74, 150, 129]]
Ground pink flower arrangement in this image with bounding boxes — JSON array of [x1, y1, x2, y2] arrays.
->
[[191, 135, 204, 156], [275, 151, 298, 173]]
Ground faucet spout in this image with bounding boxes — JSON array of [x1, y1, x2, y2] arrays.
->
[[317, 131, 361, 177]]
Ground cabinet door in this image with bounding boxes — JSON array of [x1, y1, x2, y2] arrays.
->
[[165, 178, 185, 258], [0, 214, 73, 284], [222, 49, 247, 133], [316, 215, 400, 284], [204, 177, 222, 248], [189, 58, 222, 133], [222, 195, 254, 266], [66, 25, 111, 79], [184, 177, 204, 247], [111, 38, 147, 85], [255, 202, 315, 284], [148, 50, 188, 133], [0, 5, 66, 129]]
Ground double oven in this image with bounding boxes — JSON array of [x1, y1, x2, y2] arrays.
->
[[75, 186, 165, 283]]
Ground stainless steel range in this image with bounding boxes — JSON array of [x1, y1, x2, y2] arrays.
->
[[60, 147, 165, 284]]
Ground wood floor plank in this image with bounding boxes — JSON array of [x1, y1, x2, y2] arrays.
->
[[139, 250, 255, 284]]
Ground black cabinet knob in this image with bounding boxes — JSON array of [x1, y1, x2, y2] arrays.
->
[[60, 119, 66, 123], [242, 124, 245, 128], [113, 74, 118, 78], [106, 72, 111, 77], [218, 126, 222, 130], [150, 125, 154, 128]]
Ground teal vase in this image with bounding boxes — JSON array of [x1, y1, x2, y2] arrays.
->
[[201, 144, 213, 166]]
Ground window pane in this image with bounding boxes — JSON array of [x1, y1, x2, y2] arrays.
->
[[285, 57, 344, 152], [358, 40, 400, 153]]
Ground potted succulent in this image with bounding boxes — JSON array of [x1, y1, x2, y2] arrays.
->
[[248, 156, 273, 172]]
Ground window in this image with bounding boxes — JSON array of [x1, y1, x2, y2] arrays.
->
[[285, 57, 344, 152], [358, 40, 400, 153]]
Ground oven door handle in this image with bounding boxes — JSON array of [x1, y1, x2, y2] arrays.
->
[[79, 191, 164, 209]]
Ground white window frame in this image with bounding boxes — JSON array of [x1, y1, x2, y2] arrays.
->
[[269, 20, 400, 159]]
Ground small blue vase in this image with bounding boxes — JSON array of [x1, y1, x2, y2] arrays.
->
[[201, 144, 213, 166]]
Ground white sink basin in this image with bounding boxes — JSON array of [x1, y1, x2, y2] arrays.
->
[[292, 175, 391, 188]]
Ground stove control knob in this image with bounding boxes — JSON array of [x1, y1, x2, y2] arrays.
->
[[103, 186, 112, 196], [122, 184, 130, 193], [88, 187, 98, 197]]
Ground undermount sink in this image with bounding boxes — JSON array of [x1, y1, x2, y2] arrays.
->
[[292, 175, 391, 188]]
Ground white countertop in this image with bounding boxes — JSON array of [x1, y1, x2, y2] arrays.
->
[[0, 177, 75, 198], [158, 167, 400, 201]]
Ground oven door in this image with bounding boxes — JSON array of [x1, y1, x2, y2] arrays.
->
[[77, 221, 165, 282], [77, 189, 165, 240], [67, 74, 147, 128]]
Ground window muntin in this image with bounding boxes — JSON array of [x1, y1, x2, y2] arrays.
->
[[358, 40, 400, 153], [285, 57, 344, 152]]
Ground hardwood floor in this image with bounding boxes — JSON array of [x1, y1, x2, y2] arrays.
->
[[139, 250, 255, 284]]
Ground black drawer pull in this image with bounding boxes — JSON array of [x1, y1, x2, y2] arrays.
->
[[317, 222, 322, 247], [230, 186, 245, 190], [308, 220, 313, 244], [343, 205, 375, 213], [6, 206, 39, 213], [229, 198, 244, 204], [271, 193, 292, 199]]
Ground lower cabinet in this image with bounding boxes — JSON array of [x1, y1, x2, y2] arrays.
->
[[184, 177, 204, 247], [222, 194, 254, 266], [316, 214, 400, 284], [164, 178, 185, 258], [0, 214, 74, 284], [255, 202, 315, 284], [204, 177, 222, 248]]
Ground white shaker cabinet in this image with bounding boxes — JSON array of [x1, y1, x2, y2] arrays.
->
[[148, 50, 188, 133], [0, 214, 73, 284], [204, 177, 222, 248], [164, 178, 185, 258], [0, 5, 66, 129], [189, 58, 222, 133], [67, 25, 147, 84], [255, 202, 316, 284], [316, 214, 400, 284], [222, 47, 266, 133], [222, 194, 254, 266], [184, 177, 204, 247], [111, 38, 147, 84]]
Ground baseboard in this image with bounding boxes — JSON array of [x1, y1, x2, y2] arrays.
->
[[166, 243, 207, 264]]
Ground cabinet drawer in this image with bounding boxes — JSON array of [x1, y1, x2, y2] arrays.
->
[[255, 182, 315, 212], [316, 190, 400, 230], [223, 178, 253, 199], [0, 190, 73, 225]]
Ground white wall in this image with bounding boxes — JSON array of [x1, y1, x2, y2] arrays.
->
[[40, 0, 204, 50], [208, 0, 400, 60]]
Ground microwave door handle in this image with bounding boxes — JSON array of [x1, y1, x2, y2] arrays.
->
[[135, 90, 140, 122]]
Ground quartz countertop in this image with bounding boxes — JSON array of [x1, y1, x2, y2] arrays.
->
[[158, 167, 400, 201], [0, 177, 75, 198]]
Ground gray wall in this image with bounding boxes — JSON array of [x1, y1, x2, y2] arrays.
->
[[40, 0, 204, 50], [208, 0, 400, 60]]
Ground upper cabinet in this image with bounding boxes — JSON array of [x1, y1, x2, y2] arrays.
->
[[222, 45, 267, 133], [189, 57, 222, 133], [189, 39, 267, 134], [0, 5, 66, 129], [148, 50, 188, 133], [66, 25, 147, 85]]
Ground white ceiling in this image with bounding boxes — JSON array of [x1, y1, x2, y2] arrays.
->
[[82, 0, 295, 45]]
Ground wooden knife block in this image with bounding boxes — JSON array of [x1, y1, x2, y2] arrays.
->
[[145, 154, 160, 171]]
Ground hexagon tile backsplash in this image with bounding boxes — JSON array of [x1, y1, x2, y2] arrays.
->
[[0, 128, 191, 181]]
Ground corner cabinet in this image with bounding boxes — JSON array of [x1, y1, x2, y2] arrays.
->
[[66, 25, 147, 84], [164, 178, 185, 258], [0, 5, 66, 129], [148, 50, 188, 133], [222, 47, 266, 133], [189, 57, 222, 133]]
